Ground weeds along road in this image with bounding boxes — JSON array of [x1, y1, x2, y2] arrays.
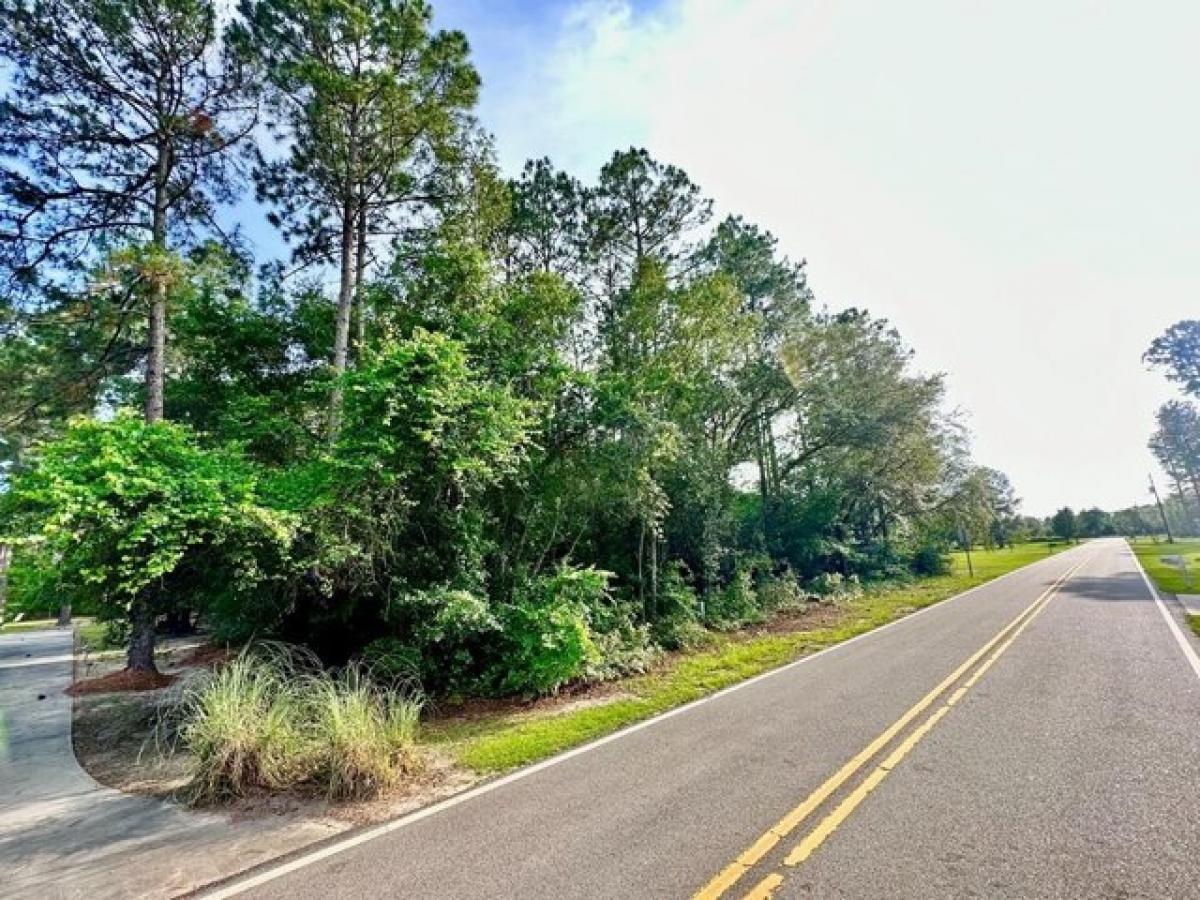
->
[[199, 539, 1200, 899]]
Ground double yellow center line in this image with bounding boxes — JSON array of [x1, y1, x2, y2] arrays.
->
[[694, 554, 1090, 900]]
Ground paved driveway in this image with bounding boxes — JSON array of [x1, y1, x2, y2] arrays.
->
[[0, 629, 336, 899]]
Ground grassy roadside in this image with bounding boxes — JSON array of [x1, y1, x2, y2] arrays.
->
[[1129, 538, 1200, 595], [0, 618, 61, 634], [423, 541, 1071, 773], [0, 617, 115, 649]]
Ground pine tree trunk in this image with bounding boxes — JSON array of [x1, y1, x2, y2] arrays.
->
[[755, 414, 771, 544], [57, 602, 71, 627], [145, 280, 167, 423], [146, 139, 170, 424], [0, 544, 9, 624], [127, 593, 158, 674], [354, 200, 368, 354], [328, 197, 358, 440]]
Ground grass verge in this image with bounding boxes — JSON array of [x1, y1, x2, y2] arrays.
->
[[1129, 538, 1200, 595], [424, 541, 1069, 773], [77, 620, 124, 652], [0, 618, 62, 634]]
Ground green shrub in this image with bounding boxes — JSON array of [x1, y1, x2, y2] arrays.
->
[[910, 545, 951, 576], [704, 569, 762, 628], [650, 564, 707, 649], [655, 617, 712, 651], [807, 571, 862, 601], [585, 603, 658, 681], [756, 574, 806, 612], [493, 566, 606, 696], [379, 586, 499, 692]]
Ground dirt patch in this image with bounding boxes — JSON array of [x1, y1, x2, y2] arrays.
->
[[67, 667, 178, 695], [743, 602, 846, 636], [426, 676, 631, 725], [320, 752, 482, 827], [73, 691, 191, 796]]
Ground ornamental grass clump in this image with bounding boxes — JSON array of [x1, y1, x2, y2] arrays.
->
[[309, 666, 423, 801], [175, 648, 309, 804], [175, 645, 423, 805]]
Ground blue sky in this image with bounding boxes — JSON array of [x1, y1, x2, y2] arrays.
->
[[240, 0, 1200, 516]]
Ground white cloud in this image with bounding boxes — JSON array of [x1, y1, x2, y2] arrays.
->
[[477, 0, 1200, 514]]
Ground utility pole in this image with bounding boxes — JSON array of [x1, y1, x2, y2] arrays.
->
[[1149, 473, 1174, 544]]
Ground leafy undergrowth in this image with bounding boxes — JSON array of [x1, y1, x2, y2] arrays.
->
[[1130, 538, 1200, 595], [425, 543, 1068, 773], [77, 620, 124, 652]]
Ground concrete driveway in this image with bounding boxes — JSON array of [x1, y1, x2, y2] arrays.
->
[[0, 628, 337, 899]]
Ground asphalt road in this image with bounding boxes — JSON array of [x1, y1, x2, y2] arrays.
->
[[205, 539, 1200, 899]]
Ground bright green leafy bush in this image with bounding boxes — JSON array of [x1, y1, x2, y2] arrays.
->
[[493, 566, 607, 696], [1, 414, 296, 659]]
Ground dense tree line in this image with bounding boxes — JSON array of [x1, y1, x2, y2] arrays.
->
[[0, 0, 1018, 692], [1143, 320, 1200, 537]]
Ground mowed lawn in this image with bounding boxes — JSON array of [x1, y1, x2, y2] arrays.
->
[[948, 541, 1072, 580], [1129, 538, 1200, 595], [0, 618, 61, 635], [426, 541, 1072, 773], [0, 618, 116, 653]]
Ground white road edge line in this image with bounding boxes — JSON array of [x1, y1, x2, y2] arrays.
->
[[194, 545, 1086, 900], [1128, 541, 1200, 682]]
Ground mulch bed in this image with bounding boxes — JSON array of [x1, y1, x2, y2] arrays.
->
[[176, 643, 232, 668], [66, 668, 178, 695]]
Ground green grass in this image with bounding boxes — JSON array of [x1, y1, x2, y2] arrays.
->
[[1188, 614, 1200, 639], [948, 541, 1072, 580], [76, 620, 123, 652], [0, 618, 61, 634], [1129, 538, 1200, 595], [424, 541, 1069, 773]]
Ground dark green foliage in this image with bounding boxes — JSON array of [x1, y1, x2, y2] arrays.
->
[[911, 545, 952, 577], [493, 567, 608, 697], [1051, 507, 1077, 541], [359, 637, 423, 687], [383, 587, 499, 693], [1145, 321, 1200, 398], [705, 569, 762, 629]]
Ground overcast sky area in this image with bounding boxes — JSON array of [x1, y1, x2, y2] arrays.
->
[[236, 0, 1200, 517], [407, 0, 1200, 517]]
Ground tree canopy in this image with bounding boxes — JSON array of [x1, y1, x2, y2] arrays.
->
[[0, 0, 1028, 688]]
